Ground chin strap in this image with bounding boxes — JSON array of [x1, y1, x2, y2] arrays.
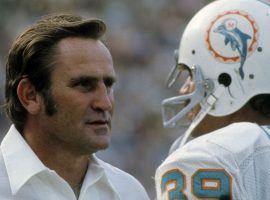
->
[[179, 85, 226, 148]]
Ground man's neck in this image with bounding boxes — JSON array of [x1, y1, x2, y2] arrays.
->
[[22, 123, 90, 188]]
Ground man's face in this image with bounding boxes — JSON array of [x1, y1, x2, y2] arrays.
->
[[39, 37, 116, 154], [180, 76, 232, 137]]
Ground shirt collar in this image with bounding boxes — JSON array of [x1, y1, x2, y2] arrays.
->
[[81, 155, 121, 199], [81, 155, 105, 189], [1, 125, 47, 195]]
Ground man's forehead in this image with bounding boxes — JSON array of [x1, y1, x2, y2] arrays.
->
[[56, 37, 105, 55], [50, 37, 115, 80], [53, 37, 111, 64]]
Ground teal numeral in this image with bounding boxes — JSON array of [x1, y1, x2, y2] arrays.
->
[[161, 169, 187, 200], [192, 169, 231, 199]]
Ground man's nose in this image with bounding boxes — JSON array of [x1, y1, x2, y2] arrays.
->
[[179, 76, 195, 95], [92, 82, 113, 111]]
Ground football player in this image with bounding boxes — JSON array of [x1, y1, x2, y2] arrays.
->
[[155, 0, 270, 199]]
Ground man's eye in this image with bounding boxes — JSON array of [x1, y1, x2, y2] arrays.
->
[[77, 80, 95, 90], [78, 80, 91, 87], [104, 78, 115, 88], [69, 77, 115, 92], [70, 79, 97, 91]]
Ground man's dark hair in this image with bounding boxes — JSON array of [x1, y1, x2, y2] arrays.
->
[[250, 94, 270, 117], [5, 13, 106, 132]]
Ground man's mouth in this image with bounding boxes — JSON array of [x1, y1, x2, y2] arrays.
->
[[88, 120, 108, 124], [85, 120, 110, 127]]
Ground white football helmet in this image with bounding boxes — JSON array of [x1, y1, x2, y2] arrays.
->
[[162, 0, 270, 146]]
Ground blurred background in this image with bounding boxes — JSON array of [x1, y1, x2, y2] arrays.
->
[[0, 0, 211, 198]]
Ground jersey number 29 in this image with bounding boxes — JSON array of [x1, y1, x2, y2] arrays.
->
[[161, 168, 232, 200]]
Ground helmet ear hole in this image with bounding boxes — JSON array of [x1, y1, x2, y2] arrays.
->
[[218, 73, 231, 87]]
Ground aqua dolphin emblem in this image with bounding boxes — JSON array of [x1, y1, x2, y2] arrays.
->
[[214, 18, 251, 79]]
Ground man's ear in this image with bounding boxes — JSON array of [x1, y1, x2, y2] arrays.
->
[[17, 78, 42, 115]]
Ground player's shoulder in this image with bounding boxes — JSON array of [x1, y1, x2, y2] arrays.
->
[[160, 122, 269, 169], [199, 122, 269, 153], [95, 158, 150, 200]]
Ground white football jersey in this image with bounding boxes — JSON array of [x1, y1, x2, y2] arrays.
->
[[155, 122, 270, 200]]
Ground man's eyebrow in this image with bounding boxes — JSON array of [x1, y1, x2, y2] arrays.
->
[[69, 75, 117, 85], [69, 76, 98, 85]]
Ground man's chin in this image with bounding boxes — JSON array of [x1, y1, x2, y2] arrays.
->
[[92, 135, 111, 150], [80, 140, 110, 155], [81, 126, 111, 152]]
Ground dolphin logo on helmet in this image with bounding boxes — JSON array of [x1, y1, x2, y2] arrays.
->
[[214, 18, 252, 79]]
